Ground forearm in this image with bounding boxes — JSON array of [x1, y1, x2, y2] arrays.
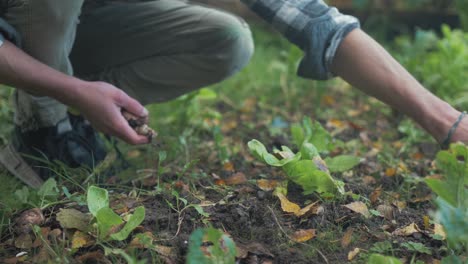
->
[[330, 29, 460, 142], [0, 40, 85, 107]]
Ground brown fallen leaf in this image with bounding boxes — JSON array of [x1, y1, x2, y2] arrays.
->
[[224, 172, 247, 185], [291, 229, 316, 243], [32, 227, 50, 248], [370, 186, 383, 204], [376, 204, 394, 220], [344, 202, 370, 218], [362, 176, 377, 185], [257, 179, 279, 191], [14, 208, 45, 234], [76, 251, 111, 264], [14, 233, 33, 249], [433, 224, 446, 240], [236, 242, 274, 259], [72, 231, 95, 249], [296, 202, 321, 218], [276, 193, 301, 215], [313, 156, 329, 173], [341, 228, 354, 248], [223, 162, 235, 172], [392, 223, 421, 236], [275, 192, 320, 217], [385, 168, 396, 177], [348, 248, 361, 261]]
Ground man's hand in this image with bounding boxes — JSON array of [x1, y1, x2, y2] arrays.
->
[[74, 81, 150, 145]]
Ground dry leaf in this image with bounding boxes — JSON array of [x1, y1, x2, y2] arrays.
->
[[348, 248, 360, 261], [362, 176, 377, 185], [224, 172, 247, 185], [236, 242, 274, 259], [223, 162, 235, 172], [14, 233, 33, 249], [72, 231, 95, 249], [341, 228, 354, 248], [296, 202, 321, 217], [14, 208, 44, 234], [392, 223, 421, 236], [433, 224, 446, 240], [385, 168, 396, 177], [411, 195, 432, 203], [76, 251, 111, 264], [327, 119, 346, 128], [321, 95, 336, 106], [376, 205, 394, 220], [257, 179, 279, 191], [393, 201, 407, 211], [412, 152, 424, 160], [276, 193, 301, 215], [344, 202, 370, 218], [291, 229, 316, 242], [275, 192, 320, 217], [370, 186, 382, 204]]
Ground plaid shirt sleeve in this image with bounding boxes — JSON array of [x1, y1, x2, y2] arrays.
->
[[241, 0, 360, 80]]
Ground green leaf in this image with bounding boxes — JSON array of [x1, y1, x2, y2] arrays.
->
[[187, 228, 236, 264], [325, 155, 361, 173], [425, 179, 455, 206], [96, 207, 123, 239], [110, 206, 145, 241], [401, 242, 431, 254], [309, 120, 332, 153], [247, 139, 300, 167], [300, 142, 319, 160], [56, 208, 92, 232], [291, 123, 305, 147], [283, 160, 339, 195], [367, 254, 403, 264], [37, 178, 59, 204], [435, 197, 468, 250], [87, 186, 109, 217], [187, 229, 209, 264], [191, 204, 210, 217]]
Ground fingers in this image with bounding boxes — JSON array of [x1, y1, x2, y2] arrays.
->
[[115, 90, 148, 118], [114, 117, 149, 145]]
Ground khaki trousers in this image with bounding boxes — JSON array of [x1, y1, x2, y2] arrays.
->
[[1, 0, 254, 131]]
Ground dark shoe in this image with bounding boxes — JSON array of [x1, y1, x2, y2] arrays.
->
[[9, 115, 107, 180]]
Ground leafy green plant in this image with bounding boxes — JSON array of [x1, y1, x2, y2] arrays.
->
[[187, 227, 236, 264], [425, 143, 468, 261], [248, 117, 361, 196], [367, 254, 402, 264], [87, 186, 145, 241]]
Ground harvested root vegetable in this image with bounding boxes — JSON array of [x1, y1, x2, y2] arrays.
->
[[14, 208, 45, 234], [121, 109, 157, 141]]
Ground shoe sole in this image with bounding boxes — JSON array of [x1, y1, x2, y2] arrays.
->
[[0, 144, 44, 188]]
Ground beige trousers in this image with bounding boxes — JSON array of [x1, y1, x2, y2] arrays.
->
[[0, 0, 254, 131]]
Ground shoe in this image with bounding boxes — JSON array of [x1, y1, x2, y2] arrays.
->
[[0, 114, 107, 186]]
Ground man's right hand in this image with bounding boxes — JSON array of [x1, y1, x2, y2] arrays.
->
[[73, 81, 150, 145]]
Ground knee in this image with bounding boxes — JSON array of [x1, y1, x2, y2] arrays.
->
[[28, 0, 83, 35], [201, 10, 255, 81]]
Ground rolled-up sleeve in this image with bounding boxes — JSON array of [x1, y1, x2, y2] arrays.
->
[[0, 17, 21, 48], [241, 0, 360, 80]]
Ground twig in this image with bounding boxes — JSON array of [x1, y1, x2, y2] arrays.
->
[[267, 206, 291, 240]]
